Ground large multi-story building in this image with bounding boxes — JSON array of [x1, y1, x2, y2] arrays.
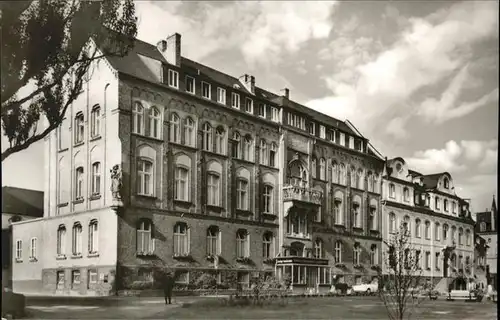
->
[[475, 197, 497, 288], [381, 158, 476, 290]]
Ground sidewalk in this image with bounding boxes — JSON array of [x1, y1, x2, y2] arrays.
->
[[25, 294, 198, 307]]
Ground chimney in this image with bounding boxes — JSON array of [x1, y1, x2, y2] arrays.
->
[[158, 33, 181, 67], [281, 88, 290, 99], [239, 74, 255, 94]]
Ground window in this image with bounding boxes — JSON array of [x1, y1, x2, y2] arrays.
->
[[425, 221, 430, 239], [175, 167, 189, 201], [149, 107, 161, 139], [366, 173, 373, 192], [258, 103, 266, 118], [236, 229, 249, 258], [370, 245, 378, 265], [356, 169, 363, 189], [332, 161, 339, 184], [207, 226, 220, 256], [215, 127, 225, 155], [435, 252, 440, 270], [349, 136, 354, 149], [202, 81, 211, 99], [319, 125, 326, 139], [334, 241, 342, 263], [174, 223, 189, 255], [452, 202, 457, 214], [72, 270, 81, 289], [435, 197, 440, 210], [89, 162, 101, 195], [271, 107, 279, 122], [263, 232, 273, 258], [202, 123, 213, 151], [245, 98, 253, 113], [56, 271, 65, 290], [369, 207, 377, 230], [480, 222, 486, 232], [231, 92, 240, 109], [236, 179, 249, 210], [243, 135, 253, 161], [168, 69, 179, 88], [238, 272, 250, 288], [88, 269, 98, 288], [184, 117, 195, 147], [269, 143, 277, 167], [353, 203, 361, 228], [403, 188, 410, 202], [232, 132, 241, 158], [404, 249, 410, 269], [451, 226, 456, 243], [458, 228, 463, 245], [263, 185, 273, 214], [350, 167, 357, 188], [90, 106, 100, 138], [415, 219, 421, 238], [287, 212, 308, 236], [319, 158, 326, 180], [58, 120, 68, 150], [132, 102, 144, 134], [186, 76, 195, 94], [424, 251, 431, 269], [260, 140, 268, 165], [353, 243, 361, 265], [389, 213, 396, 233], [373, 174, 379, 193], [207, 173, 220, 206], [339, 164, 347, 185], [435, 222, 441, 241], [308, 122, 315, 135], [334, 199, 343, 225], [443, 224, 449, 240], [15, 240, 22, 261], [72, 223, 83, 256], [88, 220, 98, 254], [137, 159, 153, 196], [217, 87, 226, 104], [466, 230, 471, 246], [403, 216, 410, 234], [444, 199, 448, 212], [29, 237, 37, 260], [137, 219, 154, 253], [74, 112, 84, 144], [169, 113, 180, 143], [138, 268, 153, 282], [57, 225, 66, 256], [389, 184, 396, 199], [314, 238, 324, 258], [75, 167, 84, 200], [443, 177, 449, 189], [339, 132, 345, 146], [311, 158, 317, 179]]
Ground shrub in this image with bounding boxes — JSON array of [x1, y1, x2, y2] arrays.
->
[[130, 281, 153, 290], [195, 273, 217, 290]]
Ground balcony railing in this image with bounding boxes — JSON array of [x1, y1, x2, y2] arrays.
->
[[283, 185, 322, 205]]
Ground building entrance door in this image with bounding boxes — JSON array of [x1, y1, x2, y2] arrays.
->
[[307, 268, 317, 293]]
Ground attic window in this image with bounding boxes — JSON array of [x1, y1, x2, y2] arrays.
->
[[233, 84, 240, 89], [443, 177, 449, 189]]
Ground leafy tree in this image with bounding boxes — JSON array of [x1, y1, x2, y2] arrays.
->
[[377, 225, 425, 320], [1, 0, 137, 161]]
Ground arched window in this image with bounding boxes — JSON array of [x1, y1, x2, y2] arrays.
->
[[243, 135, 253, 161], [206, 226, 220, 256], [90, 105, 100, 138], [403, 187, 410, 202], [389, 212, 396, 233], [72, 222, 82, 256], [451, 226, 456, 243], [173, 223, 189, 255], [444, 199, 449, 212], [74, 112, 84, 143], [202, 122, 213, 151], [331, 161, 339, 184], [232, 132, 241, 158], [149, 107, 161, 139], [91, 162, 101, 195], [215, 127, 225, 154], [236, 178, 249, 210], [319, 158, 326, 180], [311, 157, 317, 179], [415, 219, 421, 237], [424, 221, 430, 239], [236, 229, 249, 258], [333, 192, 343, 225], [373, 174, 379, 193], [480, 222, 486, 232], [269, 143, 277, 167], [175, 166, 190, 201], [314, 238, 324, 258], [75, 167, 84, 200], [137, 219, 154, 254], [132, 102, 144, 134], [353, 199, 361, 228], [169, 113, 180, 143], [184, 117, 195, 147], [435, 196, 441, 210], [262, 185, 273, 214], [260, 139, 268, 165], [88, 220, 98, 254], [334, 241, 342, 263], [350, 166, 357, 188], [57, 225, 66, 256], [207, 173, 220, 206], [353, 242, 361, 265], [366, 172, 373, 192], [339, 163, 347, 185], [137, 159, 153, 196], [443, 224, 449, 240], [289, 160, 307, 186], [443, 177, 449, 189], [369, 204, 377, 230], [356, 169, 363, 189], [370, 245, 378, 265], [458, 228, 463, 245], [403, 215, 410, 234], [389, 183, 396, 198], [262, 232, 273, 258], [435, 222, 441, 241], [465, 229, 471, 246]]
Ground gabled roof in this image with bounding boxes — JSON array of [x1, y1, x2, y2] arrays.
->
[[102, 36, 360, 137], [2, 186, 43, 217], [422, 173, 448, 189], [408, 169, 423, 177]]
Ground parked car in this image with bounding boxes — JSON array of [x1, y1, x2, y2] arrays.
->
[[1, 287, 26, 319], [352, 282, 378, 295]]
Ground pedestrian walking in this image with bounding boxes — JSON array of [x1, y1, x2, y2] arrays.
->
[[163, 272, 175, 305]]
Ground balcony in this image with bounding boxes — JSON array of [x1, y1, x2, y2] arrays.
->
[[283, 185, 322, 205]]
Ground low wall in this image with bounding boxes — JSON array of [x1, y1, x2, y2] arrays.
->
[[12, 279, 43, 295]]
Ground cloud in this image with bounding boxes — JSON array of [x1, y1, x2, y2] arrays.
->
[[135, 1, 337, 66], [460, 139, 497, 161], [405, 140, 466, 173], [479, 149, 498, 171], [386, 116, 409, 140], [455, 173, 497, 213]]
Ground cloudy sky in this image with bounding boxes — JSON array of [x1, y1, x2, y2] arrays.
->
[[2, 0, 498, 213]]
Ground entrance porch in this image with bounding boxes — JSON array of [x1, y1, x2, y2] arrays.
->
[[275, 257, 332, 294]]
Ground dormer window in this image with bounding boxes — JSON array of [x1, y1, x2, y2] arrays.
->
[[396, 162, 403, 173], [258, 103, 266, 118], [308, 123, 315, 135], [231, 92, 240, 109], [202, 81, 211, 99], [245, 98, 253, 113], [186, 76, 195, 94], [349, 136, 354, 149], [443, 177, 449, 189], [217, 87, 226, 104], [319, 125, 326, 139], [168, 69, 179, 89]]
